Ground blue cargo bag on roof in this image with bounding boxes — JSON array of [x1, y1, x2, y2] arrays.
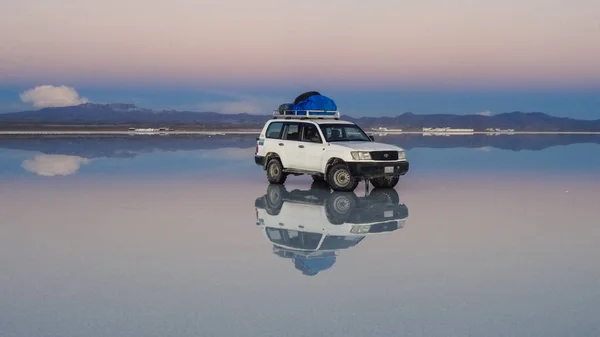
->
[[292, 94, 338, 116]]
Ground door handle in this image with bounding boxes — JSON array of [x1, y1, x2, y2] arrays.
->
[[298, 145, 304, 148], [278, 143, 284, 146]]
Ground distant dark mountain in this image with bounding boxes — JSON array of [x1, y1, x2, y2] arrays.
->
[[1, 134, 599, 160], [345, 112, 600, 132], [0, 102, 599, 131], [0, 103, 267, 128]]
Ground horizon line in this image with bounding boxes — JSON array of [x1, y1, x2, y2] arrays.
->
[[3, 102, 595, 120]]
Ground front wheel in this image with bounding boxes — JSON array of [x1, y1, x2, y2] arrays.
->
[[370, 175, 400, 189], [369, 188, 400, 205], [266, 158, 287, 184], [327, 163, 359, 192], [325, 192, 357, 224]]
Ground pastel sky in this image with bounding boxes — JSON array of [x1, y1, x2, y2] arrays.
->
[[1, 0, 599, 117]]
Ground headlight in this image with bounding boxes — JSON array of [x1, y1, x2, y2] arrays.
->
[[351, 151, 371, 160], [398, 151, 406, 160]]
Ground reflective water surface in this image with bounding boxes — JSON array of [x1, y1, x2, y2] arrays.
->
[[1, 134, 599, 337]]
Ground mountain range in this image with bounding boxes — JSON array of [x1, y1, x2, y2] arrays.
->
[[0, 102, 599, 131]]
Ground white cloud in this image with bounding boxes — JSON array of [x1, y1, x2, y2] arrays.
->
[[22, 154, 90, 176], [19, 85, 88, 108], [476, 110, 493, 116]]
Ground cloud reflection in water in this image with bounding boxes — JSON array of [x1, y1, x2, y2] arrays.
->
[[22, 154, 90, 176]]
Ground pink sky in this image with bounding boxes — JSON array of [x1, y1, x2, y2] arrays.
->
[[1, 0, 600, 89]]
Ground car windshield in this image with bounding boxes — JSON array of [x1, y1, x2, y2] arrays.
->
[[319, 124, 371, 142]]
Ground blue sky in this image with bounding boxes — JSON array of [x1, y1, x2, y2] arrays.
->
[[1, 0, 599, 119]]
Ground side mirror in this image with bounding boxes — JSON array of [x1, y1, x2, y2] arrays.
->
[[369, 135, 375, 141]]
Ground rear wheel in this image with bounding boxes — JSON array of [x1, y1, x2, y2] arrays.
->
[[266, 158, 287, 184], [327, 163, 359, 192], [264, 184, 286, 215], [370, 175, 399, 189]]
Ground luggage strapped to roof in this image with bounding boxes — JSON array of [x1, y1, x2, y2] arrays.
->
[[274, 91, 340, 119], [272, 109, 340, 120]]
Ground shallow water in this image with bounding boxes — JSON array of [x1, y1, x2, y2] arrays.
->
[[1, 135, 599, 337]]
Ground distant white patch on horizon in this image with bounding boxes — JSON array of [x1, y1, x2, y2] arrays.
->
[[476, 110, 493, 116], [19, 85, 88, 108], [22, 154, 90, 176]]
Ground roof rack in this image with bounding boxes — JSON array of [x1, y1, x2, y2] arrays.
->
[[272, 110, 340, 120]]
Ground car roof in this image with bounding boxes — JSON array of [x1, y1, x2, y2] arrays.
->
[[313, 119, 355, 125], [268, 119, 355, 125]]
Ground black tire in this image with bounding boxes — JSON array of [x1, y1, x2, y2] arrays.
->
[[369, 188, 400, 205], [370, 175, 399, 189], [325, 192, 357, 224], [326, 163, 359, 192], [264, 184, 286, 215], [266, 158, 287, 184]]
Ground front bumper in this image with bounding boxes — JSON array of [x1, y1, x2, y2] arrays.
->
[[346, 160, 409, 178]]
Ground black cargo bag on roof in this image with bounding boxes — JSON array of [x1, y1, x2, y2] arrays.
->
[[293, 91, 321, 105], [278, 103, 295, 115]]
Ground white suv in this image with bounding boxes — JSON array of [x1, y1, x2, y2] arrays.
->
[[254, 110, 409, 191]]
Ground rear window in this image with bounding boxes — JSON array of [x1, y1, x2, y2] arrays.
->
[[266, 122, 284, 139]]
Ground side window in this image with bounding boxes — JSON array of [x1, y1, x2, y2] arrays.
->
[[266, 122, 283, 139], [283, 123, 300, 141], [301, 124, 322, 143]]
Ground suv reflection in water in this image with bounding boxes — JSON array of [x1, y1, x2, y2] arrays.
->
[[254, 182, 409, 276]]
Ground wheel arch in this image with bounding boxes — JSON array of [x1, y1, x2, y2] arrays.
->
[[264, 152, 281, 169], [324, 157, 347, 179]]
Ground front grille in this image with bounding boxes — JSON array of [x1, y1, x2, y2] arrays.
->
[[369, 151, 398, 161]]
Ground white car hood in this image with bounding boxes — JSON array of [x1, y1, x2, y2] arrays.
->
[[328, 141, 404, 151]]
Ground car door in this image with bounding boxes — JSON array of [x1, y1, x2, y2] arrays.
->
[[278, 122, 303, 168], [296, 123, 326, 172], [261, 120, 284, 158]]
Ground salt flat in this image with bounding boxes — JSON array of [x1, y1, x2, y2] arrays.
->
[[0, 135, 599, 337]]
